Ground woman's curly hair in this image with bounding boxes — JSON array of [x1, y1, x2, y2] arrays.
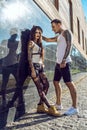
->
[[30, 26, 44, 58]]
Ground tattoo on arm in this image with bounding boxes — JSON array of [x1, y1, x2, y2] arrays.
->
[[63, 30, 71, 60], [28, 41, 34, 70], [42, 36, 57, 42]]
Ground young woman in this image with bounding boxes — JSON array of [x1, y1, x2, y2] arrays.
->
[[7, 26, 60, 120], [28, 26, 60, 116]]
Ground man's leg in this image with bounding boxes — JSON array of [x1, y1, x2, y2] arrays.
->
[[53, 64, 62, 106], [53, 81, 62, 106], [62, 63, 78, 115], [65, 82, 77, 108], [62, 63, 77, 108]]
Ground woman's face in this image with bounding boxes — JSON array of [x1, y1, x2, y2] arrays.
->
[[35, 29, 42, 40]]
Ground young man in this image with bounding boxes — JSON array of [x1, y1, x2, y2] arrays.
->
[[42, 19, 78, 115]]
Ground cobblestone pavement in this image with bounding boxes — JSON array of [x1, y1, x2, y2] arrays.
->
[[2, 73, 87, 130]]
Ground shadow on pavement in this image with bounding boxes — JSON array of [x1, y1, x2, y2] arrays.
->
[[6, 112, 63, 130], [0, 106, 8, 129]]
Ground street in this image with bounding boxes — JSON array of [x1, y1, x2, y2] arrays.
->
[[4, 73, 87, 130]]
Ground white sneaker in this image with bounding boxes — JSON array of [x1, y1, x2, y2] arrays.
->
[[64, 107, 79, 116], [55, 104, 63, 110]]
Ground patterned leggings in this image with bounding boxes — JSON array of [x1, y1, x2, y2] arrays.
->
[[32, 63, 50, 107]]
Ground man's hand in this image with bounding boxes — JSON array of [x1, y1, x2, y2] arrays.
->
[[60, 63, 66, 68], [60, 59, 66, 68]]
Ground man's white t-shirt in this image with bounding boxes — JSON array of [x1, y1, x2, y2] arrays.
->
[[56, 31, 72, 64]]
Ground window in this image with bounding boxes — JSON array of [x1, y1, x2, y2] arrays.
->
[[82, 30, 84, 50], [71, 46, 87, 71], [77, 18, 80, 44], [85, 39, 87, 54], [51, 0, 59, 10], [69, 0, 73, 32], [55, 0, 59, 10], [85, 38, 87, 54]]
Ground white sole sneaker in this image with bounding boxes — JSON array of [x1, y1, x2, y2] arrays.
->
[[64, 107, 79, 116], [54, 104, 63, 110]]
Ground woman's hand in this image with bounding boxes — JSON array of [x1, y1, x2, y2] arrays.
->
[[40, 61, 45, 68], [31, 68, 36, 78], [42, 63, 45, 68]]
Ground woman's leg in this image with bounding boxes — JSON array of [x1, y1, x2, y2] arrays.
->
[[32, 77, 50, 108], [32, 77, 61, 116], [38, 73, 49, 105], [40, 72, 49, 95]]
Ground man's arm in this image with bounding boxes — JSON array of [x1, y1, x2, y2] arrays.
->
[[62, 30, 71, 62], [42, 36, 57, 42]]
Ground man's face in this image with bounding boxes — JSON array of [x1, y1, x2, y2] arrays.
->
[[51, 22, 61, 33]]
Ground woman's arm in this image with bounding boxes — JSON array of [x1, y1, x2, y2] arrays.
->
[[28, 41, 36, 78]]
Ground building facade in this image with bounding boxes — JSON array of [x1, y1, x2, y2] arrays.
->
[[34, 0, 87, 59], [34, 0, 87, 72]]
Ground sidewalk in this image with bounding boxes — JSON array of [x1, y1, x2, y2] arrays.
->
[[2, 72, 87, 130]]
